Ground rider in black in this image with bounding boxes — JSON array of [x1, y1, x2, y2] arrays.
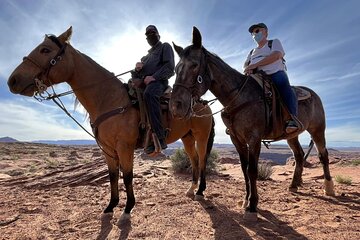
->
[[132, 25, 175, 154]]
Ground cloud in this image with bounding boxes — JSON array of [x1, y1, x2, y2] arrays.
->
[[0, 100, 91, 141], [1, 0, 360, 148]]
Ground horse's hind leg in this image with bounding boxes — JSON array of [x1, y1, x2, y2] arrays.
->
[[309, 130, 335, 196], [231, 136, 250, 209], [287, 137, 305, 192], [181, 134, 199, 199]]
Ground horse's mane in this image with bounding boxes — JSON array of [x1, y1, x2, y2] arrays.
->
[[203, 48, 243, 78], [182, 45, 243, 79], [78, 50, 114, 76], [73, 50, 118, 121]]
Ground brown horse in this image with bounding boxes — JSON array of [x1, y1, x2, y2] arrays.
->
[[7, 27, 215, 221], [170, 27, 335, 220]]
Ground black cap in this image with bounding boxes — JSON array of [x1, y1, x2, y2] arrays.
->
[[145, 25, 159, 35], [248, 23, 268, 33]]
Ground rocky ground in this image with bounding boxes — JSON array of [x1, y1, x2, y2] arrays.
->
[[0, 142, 359, 239]]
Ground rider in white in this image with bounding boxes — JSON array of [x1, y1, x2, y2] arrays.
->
[[244, 22, 298, 133]]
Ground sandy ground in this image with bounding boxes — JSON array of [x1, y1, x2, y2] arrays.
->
[[0, 142, 359, 240]]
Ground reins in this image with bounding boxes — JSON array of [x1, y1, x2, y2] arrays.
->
[[34, 70, 132, 159], [184, 48, 251, 118]]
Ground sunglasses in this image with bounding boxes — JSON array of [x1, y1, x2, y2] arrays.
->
[[252, 29, 261, 35]]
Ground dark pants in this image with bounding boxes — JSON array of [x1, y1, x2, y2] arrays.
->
[[144, 80, 167, 139], [270, 70, 298, 116]]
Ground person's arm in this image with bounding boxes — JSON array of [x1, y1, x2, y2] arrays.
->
[[152, 43, 175, 81], [247, 51, 283, 69], [244, 39, 285, 74], [243, 51, 251, 70]]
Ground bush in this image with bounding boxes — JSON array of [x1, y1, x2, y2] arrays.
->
[[335, 175, 352, 185], [351, 159, 360, 166], [170, 148, 218, 174], [257, 162, 273, 181]]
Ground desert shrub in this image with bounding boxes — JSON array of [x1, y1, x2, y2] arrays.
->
[[257, 162, 274, 181], [6, 169, 25, 176], [350, 159, 360, 166], [28, 164, 38, 173], [335, 175, 352, 185], [45, 158, 59, 168], [170, 148, 218, 174]]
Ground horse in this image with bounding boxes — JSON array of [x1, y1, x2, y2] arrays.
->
[[7, 27, 215, 221], [170, 27, 335, 220]]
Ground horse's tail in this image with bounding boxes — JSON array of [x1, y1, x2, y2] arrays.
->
[[205, 116, 215, 160]]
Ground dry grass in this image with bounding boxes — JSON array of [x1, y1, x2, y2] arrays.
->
[[258, 162, 274, 180], [170, 148, 218, 174], [335, 175, 352, 185]]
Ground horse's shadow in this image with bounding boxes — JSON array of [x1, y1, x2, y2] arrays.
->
[[96, 213, 132, 240], [199, 199, 307, 240], [296, 190, 360, 211]]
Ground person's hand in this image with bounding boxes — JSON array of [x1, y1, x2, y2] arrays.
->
[[144, 76, 156, 85], [244, 64, 257, 75], [135, 62, 143, 72]]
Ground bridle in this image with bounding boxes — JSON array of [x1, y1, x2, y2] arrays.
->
[[23, 35, 68, 99], [173, 47, 210, 102], [173, 47, 251, 118]]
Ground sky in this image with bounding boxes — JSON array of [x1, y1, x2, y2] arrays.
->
[[0, 0, 359, 147]]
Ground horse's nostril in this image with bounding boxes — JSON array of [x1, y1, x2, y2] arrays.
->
[[176, 101, 182, 108]]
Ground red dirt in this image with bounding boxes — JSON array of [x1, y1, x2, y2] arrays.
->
[[0, 142, 359, 239]]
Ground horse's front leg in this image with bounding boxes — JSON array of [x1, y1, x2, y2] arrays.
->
[[104, 155, 120, 213], [244, 140, 261, 221], [181, 135, 199, 199], [118, 148, 135, 221]]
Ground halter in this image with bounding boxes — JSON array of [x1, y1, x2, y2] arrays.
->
[[173, 47, 210, 101]]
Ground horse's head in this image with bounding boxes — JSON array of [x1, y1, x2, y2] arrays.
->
[[8, 27, 74, 97], [170, 27, 212, 119]]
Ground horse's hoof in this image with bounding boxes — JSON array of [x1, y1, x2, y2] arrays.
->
[[119, 212, 131, 223], [288, 186, 298, 193], [324, 179, 335, 196], [243, 211, 258, 221], [194, 194, 204, 201], [186, 190, 195, 199]]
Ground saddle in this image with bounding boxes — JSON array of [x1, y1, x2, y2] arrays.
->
[[250, 72, 310, 140], [126, 80, 172, 152]]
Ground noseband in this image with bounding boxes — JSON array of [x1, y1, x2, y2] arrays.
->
[[23, 35, 67, 96]]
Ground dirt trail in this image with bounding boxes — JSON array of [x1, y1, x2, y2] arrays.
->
[[0, 142, 359, 239]]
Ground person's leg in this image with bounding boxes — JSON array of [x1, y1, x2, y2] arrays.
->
[[270, 71, 298, 117], [143, 81, 167, 151]]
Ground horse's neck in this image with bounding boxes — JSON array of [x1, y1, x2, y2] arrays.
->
[[208, 60, 257, 107], [68, 49, 130, 122]]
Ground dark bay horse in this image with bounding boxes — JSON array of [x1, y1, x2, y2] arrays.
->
[[170, 27, 335, 220], [7, 27, 215, 221]]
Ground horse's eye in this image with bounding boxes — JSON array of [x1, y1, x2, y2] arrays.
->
[[40, 47, 51, 54], [190, 63, 198, 69]]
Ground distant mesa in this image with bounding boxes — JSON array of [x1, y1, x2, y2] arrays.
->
[[0, 136, 19, 143]]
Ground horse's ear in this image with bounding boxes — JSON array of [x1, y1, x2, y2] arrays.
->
[[172, 42, 183, 56], [58, 26, 73, 44], [192, 26, 202, 49]]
